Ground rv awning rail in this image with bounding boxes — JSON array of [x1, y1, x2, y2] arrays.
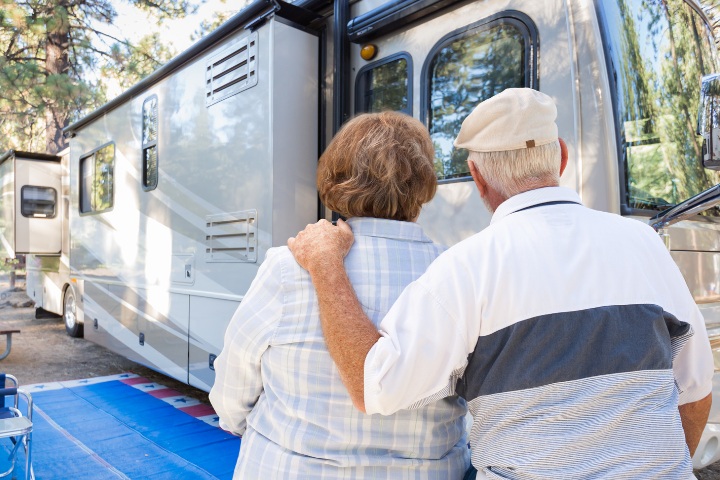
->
[[64, 0, 327, 137], [347, 0, 462, 42]]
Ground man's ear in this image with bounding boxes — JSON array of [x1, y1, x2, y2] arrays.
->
[[559, 138, 569, 176], [468, 158, 488, 198]]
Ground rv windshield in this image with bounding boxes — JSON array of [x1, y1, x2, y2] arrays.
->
[[598, 0, 720, 214]]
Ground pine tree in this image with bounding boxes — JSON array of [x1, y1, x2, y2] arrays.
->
[[0, 0, 195, 154]]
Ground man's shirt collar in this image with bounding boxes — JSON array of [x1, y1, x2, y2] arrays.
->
[[490, 187, 583, 225], [347, 217, 433, 243]]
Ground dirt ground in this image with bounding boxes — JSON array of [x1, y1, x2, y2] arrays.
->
[[0, 278, 208, 403], [1, 276, 719, 478]]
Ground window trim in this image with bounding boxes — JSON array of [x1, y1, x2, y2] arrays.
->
[[420, 10, 539, 184], [594, 0, 719, 218], [354, 52, 414, 115], [141, 94, 159, 192], [20, 185, 57, 219], [79, 141, 116, 216]]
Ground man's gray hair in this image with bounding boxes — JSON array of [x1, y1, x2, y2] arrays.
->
[[468, 140, 561, 199]]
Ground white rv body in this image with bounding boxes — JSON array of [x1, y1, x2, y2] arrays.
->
[[66, 18, 318, 390], [50, 0, 720, 468]]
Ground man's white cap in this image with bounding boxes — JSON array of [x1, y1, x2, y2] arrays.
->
[[454, 88, 558, 152]]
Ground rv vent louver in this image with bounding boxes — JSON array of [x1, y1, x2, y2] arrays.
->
[[205, 32, 259, 107], [205, 209, 258, 263]]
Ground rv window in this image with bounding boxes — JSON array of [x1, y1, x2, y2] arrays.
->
[[598, 0, 720, 215], [142, 95, 158, 190], [427, 19, 532, 181], [79, 143, 115, 214], [356, 54, 411, 114], [21, 186, 56, 218]]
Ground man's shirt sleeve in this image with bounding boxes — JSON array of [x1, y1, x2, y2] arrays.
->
[[673, 305, 713, 405], [364, 254, 478, 416], [209, 248, 285, 434], [642, 226, 714, 405]]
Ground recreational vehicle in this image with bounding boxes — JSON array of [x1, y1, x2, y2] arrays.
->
[[8, 0, 720, 468]]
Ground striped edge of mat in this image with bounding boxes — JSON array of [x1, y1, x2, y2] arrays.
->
[[25, 373, 221, 428]]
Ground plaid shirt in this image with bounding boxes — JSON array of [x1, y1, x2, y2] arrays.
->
[[210, 217, 469, 479]]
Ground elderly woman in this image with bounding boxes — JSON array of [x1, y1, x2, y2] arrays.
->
[[210, 111, 469, 479]]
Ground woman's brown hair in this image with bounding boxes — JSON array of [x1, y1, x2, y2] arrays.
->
[[317, 111, 437, 221]]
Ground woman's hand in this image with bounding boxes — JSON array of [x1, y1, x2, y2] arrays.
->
[[288, 219, 354, 273]]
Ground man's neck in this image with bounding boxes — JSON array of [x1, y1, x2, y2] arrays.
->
[[487, 182, 560, 213]]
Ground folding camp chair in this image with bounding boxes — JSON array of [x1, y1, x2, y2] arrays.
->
[[0, 374, 33, 480]]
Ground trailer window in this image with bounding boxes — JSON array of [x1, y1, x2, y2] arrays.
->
[[356, 54, 411, 114], [598, 0, 720, 215], [142, 95, 158, 190], [21, 186, 56, 218], [426, 16, 536, 181], [79, 143, 115, 214]]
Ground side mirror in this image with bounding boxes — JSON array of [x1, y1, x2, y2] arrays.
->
[[698, 73, 720, 170]]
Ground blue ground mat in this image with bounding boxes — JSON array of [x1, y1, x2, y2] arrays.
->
[[0, 373, 240, 479]]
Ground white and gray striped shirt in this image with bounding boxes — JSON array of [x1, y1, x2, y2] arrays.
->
[[364, 187, 714, 479], [210, 217, 470, 479]]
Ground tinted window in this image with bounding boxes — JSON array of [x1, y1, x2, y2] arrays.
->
[[79, 143, 115, 214], [428, 20, 531, 180], [356, 56, 411, 114], [598, 0, 720, 214], [21, 186, 56, 218], [142, 95, 158, 190]]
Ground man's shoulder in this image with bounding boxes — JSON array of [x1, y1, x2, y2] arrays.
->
[[582, 208, 663, 244]]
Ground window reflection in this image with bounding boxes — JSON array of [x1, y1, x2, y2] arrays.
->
[[144, 145, 158, 189], [357, 57, 410, 114], [429, 23, 526, 180], [142, 95, 159, 190], [599, 0, 720, 214], [142, 97, 158, 145], [79, 144, 114, 214], [94, 144, 114, 211]]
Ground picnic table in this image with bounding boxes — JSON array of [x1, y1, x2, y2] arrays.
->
[[0, 330, 20, 361]]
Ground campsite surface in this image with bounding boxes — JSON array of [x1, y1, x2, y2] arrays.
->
[[0, 277, 207, 402], [0, 277, 718, 478]]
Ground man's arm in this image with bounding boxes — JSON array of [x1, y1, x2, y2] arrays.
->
[[288, 219, 379, 412], [679, 393, 712, 456]]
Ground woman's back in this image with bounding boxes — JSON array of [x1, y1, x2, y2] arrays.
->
[[236, 218, 468, 478]]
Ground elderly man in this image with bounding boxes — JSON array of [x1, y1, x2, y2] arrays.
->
[[288, 88, 714, 479]]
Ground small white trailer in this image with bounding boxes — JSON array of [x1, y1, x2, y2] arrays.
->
[[0, 151, 62, 257], [7, 0, 720, 469], [0, 150, 77, 334]]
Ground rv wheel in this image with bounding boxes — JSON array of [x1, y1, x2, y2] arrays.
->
[[63, 287, 83, 338]]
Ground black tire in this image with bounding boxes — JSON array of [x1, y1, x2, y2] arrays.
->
[[63, 287, 83, 338]]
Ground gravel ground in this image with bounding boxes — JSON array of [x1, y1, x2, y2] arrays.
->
[[0, 277, 718, 477], [0, 279, 207, 403]]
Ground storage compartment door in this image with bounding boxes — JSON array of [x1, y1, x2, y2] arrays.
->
[[14, 158, 62, 255], [188, 296, 240, 391]]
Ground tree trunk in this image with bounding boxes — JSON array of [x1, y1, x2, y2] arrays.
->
[[45, 3, 71, 154]]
